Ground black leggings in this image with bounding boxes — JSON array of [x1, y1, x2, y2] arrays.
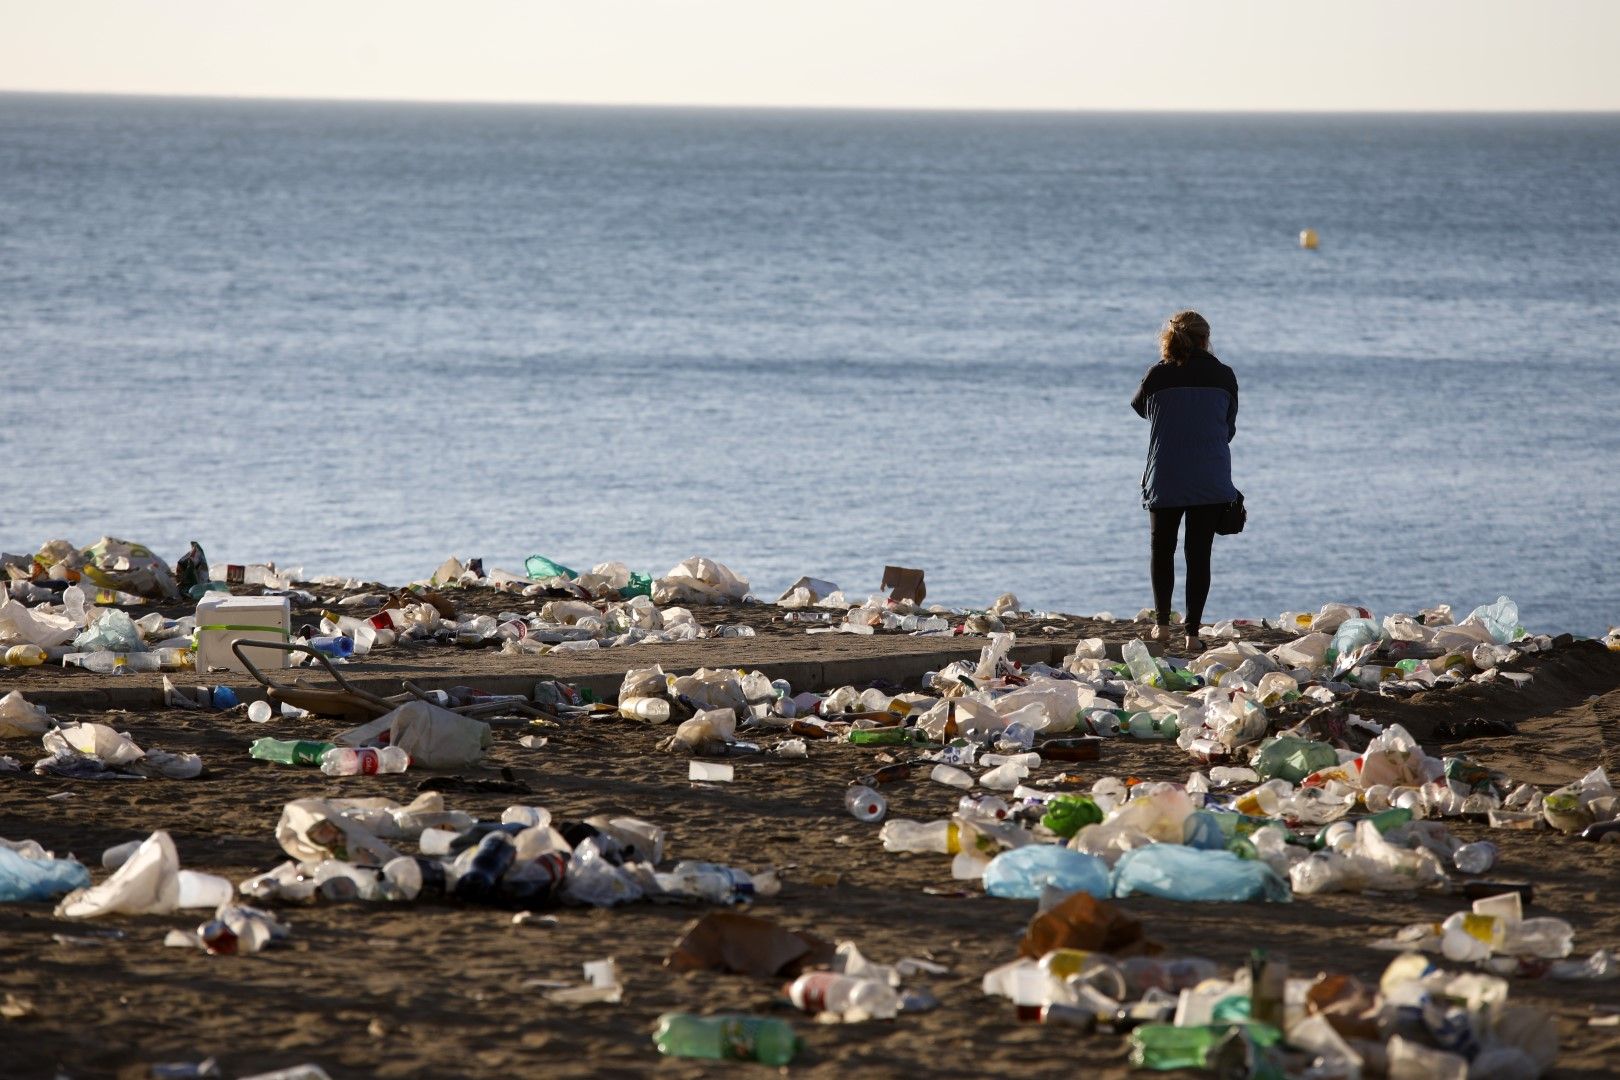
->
[[1149, 504, 1224, 629]]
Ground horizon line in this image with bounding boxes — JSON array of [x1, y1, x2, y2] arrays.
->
[[2, 87, 1617, 116]]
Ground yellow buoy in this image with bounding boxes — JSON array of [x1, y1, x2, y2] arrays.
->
[[1299, 228, 1319, 250]]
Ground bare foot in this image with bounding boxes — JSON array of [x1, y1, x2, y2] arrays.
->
[[1185, 634, 1205, 652], [1149, 624, 1168, 642]]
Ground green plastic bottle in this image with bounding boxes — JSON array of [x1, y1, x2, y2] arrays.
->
[[848, 727, 931, 747], [652, 1013, 800, 1065], [249, 737, 337, 766], [1129, 1023, 1281, 1070]]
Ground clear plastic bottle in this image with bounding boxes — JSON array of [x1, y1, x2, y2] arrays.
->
[[786, 972, 900, 1019], [319, 746, 409, 776], [1453, 841, 1498, 874], [65, 651, 131, 675], [1122, 639, 1163, 686], [879, 818, 960, 854], [652, 1013, 799, 1065], [845, 784, 887, 822]]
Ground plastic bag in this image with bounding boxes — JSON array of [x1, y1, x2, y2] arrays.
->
[[274, 799, 401, 865], [72, 609, 146, 653], [78, 536, 180, 601], [652, 557, 750, 605], [619, 665, 666, 702], [44, 722, 145, 767], [1252, 736, 1338, 785], [0, 597, 78, 648], [56, 830, 182, 918], [524, 554, 578, 582], [0, 845, 91, 901], [1110, 845, 1291, 902], [1357, 724, 1441, 790], [1041, 795, 1104, 838], [383, 701, 491, 769], [1269, 632, 1331, 673], [1463, 596, 1521, 644], [669, 669, 748, 714], [662, 709, 737, 755], [0, 691, 50, 737], [983, 846, 1111, 900], [992, 679, 1094, 734], [1328, 618, 1382, 664], [561, 838, 644, 907]]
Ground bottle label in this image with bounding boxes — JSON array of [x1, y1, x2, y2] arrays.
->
[[359, 749, 379, 775], [720, 1018, 756, 1061], [225, 565, 245, 584]]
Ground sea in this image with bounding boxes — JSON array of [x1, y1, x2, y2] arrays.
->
[[2, 95, 1616, 635]]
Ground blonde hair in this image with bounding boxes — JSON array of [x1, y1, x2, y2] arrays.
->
[[1159, 310, 1211, 366]]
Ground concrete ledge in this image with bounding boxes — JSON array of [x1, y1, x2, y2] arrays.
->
[[12, 638, 1148, 713]]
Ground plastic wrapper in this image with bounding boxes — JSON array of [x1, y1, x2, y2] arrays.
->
[[1252, 736, 1338, 784], [0, 597, 78, 648]]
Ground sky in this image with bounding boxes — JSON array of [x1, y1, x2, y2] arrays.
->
[[2, 0, 1617, 111]]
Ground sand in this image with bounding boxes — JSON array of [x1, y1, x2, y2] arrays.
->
[[3, 587, 1619, 1079]]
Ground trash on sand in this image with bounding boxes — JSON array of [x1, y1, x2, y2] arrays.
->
[[666, 912, 834, 978]]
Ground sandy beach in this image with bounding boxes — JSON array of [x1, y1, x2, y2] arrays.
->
[[2, 581, 1618, 1079]]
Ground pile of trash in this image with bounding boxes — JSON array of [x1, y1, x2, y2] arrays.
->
[[0, 692, 202, 779], [984, 892, 1564, 1078]]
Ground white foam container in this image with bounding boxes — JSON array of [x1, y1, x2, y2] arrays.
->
[[194, 594, 292, 673]]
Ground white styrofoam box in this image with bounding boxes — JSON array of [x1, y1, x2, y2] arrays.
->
[[194, 594, 292, 673]]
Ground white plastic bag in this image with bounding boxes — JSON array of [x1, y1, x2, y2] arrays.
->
[[652, 557, 750, 605], [56, 830, 181, 918], [383, 701, 491, 769], [0, 691, 50, 737]]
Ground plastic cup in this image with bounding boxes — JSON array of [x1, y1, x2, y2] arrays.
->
[[689, 761, 734, 783], [247, 700, 273, 724]]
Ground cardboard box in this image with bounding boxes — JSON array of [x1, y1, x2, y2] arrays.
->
[[194, 594, 292, 673], [880, 566, 926, 604]]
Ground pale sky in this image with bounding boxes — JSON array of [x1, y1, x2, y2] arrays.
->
[[2, 0, 1617, 111]]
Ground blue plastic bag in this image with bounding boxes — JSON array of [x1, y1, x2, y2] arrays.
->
[[0, 846, 91, 902], [1110, 845, 1290, 903], [1327, 618, 1382, 664], [983, 845, 1111, 900], [1465, 596, 1521, 644]]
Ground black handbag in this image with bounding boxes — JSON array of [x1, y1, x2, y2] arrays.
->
[[1216, 491, 1246, 535]]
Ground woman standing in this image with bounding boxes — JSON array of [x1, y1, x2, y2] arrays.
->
[[1130, 311, 1239, 652]]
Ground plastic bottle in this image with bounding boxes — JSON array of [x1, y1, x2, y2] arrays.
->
[[319, 746, 409, 776], [879, 819, 959, 854], [308, 634, 354, 659], [66, 651, 131, 675], [249, 738, 337, 766], [618, 697, 671, 721], [451, 832, 517, 900], [786, 973, 900, 1019], [1129, 1024, 1279, 1070], [3, 644, 46, 667], [652, 1013, 800, 1065], [845, 785, 887, 822], [1122, 639, 1163, 686], [212, 686, 239, 709], [1453, 841, 1498, 874]]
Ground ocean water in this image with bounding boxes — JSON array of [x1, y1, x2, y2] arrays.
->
[[1, 95, 1616, 634]]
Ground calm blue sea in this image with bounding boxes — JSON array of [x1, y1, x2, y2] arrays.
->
[[1, 95, 1616, 634]]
